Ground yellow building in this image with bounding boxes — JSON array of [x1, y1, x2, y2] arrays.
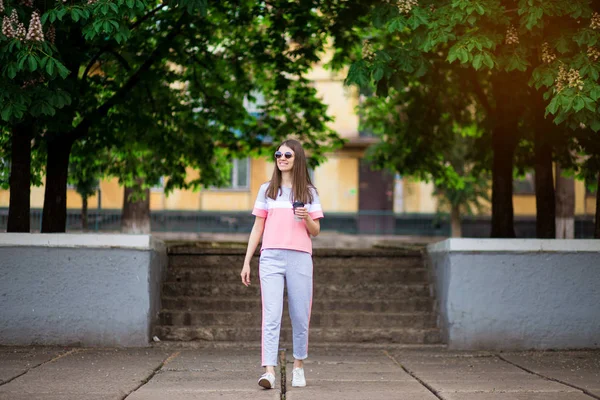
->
[[0, 51, 597, 226]]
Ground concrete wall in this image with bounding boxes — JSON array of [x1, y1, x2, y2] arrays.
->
[[0, 234, 167, 347], [427, 239, 600, 350]]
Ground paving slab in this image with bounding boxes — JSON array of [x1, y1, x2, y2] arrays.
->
[[285, 348, 436, 400], [128, 389, 280, 400], [126, 369, 280, 400], [301, 353, 395, 365], [392, 352, 581, 396], [0, 348, 170, 399], [1, 346, 598, 400], [285, 381, 438, 400], [0, 346, 70, 384], [161, 349, 261, 371], [500, 351, 600, 397], [298, 362, 414, 381], [440, 393, 592, 400]]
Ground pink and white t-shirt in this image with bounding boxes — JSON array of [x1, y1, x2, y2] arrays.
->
[[252, 182, 324, 255]]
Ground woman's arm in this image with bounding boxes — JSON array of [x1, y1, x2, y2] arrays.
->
[[240, 216, 265, 286], [295, 207, 320, 236], [305, 216, 320, 237]]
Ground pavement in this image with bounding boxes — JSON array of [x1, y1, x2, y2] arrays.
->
[[1, 344, 599, 400]]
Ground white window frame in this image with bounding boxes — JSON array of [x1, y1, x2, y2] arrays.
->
[[151, 176, 166, 192], [211, 157, 251, 191]]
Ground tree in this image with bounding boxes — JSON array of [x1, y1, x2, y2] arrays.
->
[[3, 0, 372, 233], [347, 0, 600, 238], [68, 140, 101, 231], [357, 48, 491, 237], [1, 5, 72, 232]]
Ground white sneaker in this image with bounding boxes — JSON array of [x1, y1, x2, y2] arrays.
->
[[258, 372, 275, 389], [292, 367, 306, 387]]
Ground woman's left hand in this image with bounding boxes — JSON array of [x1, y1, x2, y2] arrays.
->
[[294, 207, 310, 221]]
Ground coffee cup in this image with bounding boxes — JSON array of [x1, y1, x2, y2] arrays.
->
[[292, 201, 304, 221]]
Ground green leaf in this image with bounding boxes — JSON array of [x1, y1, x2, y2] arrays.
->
[[28, 55, 38, 72], [472, 54, 483, 70], [590, 119, 600, 132], [447, 47, 459, 63], [103, 20, 114, 33], [1, 104, 12, 121], [57, 8, 67, 20], [72, 8, 81, 22], [590, 87, 600, 101], [457, 48, 469, 63], [46, 58, 55, 76], [483, 53, 494, 69], [17, 54, 27, 70], [547, 96, 559, 115], [583, 96, 596, 112], [55, 60, 70, 79], [573, 97, 585, 112], [7, 64, 17, 79], [41, 11, 53, 24], [126, 0, 134, 7], [373, 66, 384, 81]]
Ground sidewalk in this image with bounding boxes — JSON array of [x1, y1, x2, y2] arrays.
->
[[0, 344, 598, 400]]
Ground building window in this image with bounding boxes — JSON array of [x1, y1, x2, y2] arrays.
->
[[223, 158, 250, 190], [513, 172, 535, 195], [585, 183, 597, 197], [151, 176, 165, 192]]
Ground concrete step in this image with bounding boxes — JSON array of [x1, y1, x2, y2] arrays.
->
[[158, 310, 437, 329], [153, 326, 442, 344], [162, 282, 431, 298], [168, 254, 424, 270], [161, 296, 435, 313], [165, 266, 429, 284]]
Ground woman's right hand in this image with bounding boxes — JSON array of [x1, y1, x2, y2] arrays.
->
[[240, 263, 251, 287]]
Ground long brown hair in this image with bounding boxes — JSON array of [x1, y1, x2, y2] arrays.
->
[[266, 139, 315, 203]]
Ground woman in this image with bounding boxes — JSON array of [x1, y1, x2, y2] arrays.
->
[[240, 139, 324, 390]]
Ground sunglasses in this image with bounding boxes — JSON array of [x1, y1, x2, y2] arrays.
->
[[275, 151, 294, 159]]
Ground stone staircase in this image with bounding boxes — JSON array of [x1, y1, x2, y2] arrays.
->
[[154, 246, 442, 344]]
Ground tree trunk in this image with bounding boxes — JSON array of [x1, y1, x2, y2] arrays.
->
[[81, 196, 88, 231], [595, 173, 600, 239], [7, 123, 33, 232], [121, 186, 151, 234], [490, 74, 518, 238], [533, 89, 556, 238], [555, 164, 575, 239], [534, 131, 555, 239], [41, 138, 74, 233], [450, 204, 462, 238]]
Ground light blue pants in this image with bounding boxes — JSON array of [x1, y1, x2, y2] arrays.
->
[[259, 249, 313, 366]]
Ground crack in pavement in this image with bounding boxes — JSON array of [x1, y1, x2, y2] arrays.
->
[[496, 354, 600, 400], [382, 349, 444, 400], [0, 348, 82, 387], [121, 351, 180, 400]]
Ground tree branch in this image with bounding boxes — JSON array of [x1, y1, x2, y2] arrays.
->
[[107, 49, 132, 71], [130, 4, 167, 30], [82, 3, 168, 83], [69, 14, 187, 143], [458, 68, 494, 115]]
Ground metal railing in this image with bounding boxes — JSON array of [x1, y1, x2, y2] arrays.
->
[[0, 208, 596, 238]]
